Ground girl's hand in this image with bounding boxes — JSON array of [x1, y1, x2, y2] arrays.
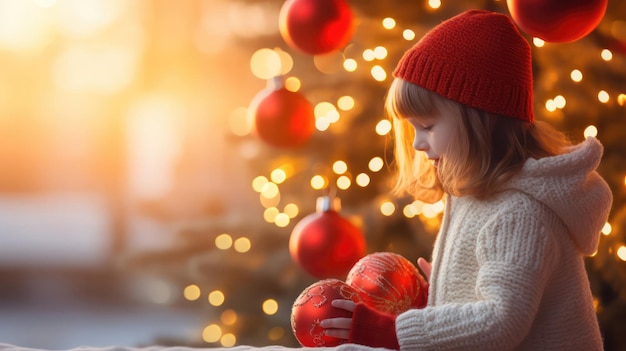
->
[[319, 299, 356, 340], [417, 257, 432, 281]]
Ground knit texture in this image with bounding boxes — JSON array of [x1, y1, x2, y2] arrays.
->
[[393, 137, 612, 350], [393, 10, 534, 122]]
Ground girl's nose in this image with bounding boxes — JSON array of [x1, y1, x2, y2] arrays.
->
[[413, 135, 428, 152]]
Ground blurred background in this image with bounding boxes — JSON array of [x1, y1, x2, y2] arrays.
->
[[0, 0, 625, 350]]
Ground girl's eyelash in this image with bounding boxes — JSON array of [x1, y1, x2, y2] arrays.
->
[[423, 125, 433, 131]]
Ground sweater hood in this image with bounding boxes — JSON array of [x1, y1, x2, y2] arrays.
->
[[505, 137, 613, 255]]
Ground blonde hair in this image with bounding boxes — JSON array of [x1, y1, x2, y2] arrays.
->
[[386, 78, 572, 202]]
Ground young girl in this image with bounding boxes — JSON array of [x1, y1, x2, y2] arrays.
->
[[320, 9, 613, 350]]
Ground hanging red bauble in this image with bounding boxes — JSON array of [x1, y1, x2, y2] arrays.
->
[[506, 0, 607, 43], [279, 0, 354, 55], [248, 77, 314, 149], [346, 252, 428, 315], [291, 279, 364, 347], [289, 196, 366, 279]]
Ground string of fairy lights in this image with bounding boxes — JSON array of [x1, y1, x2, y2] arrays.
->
[[190, 1, 626, 346]]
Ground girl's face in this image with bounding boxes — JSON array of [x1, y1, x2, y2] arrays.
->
[[406, 104, 458, 168]]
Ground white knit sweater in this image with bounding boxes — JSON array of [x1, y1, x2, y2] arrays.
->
[[395, 137, 613, 350]]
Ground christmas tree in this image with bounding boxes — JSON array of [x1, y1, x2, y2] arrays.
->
[[124, 0, 626, 349]]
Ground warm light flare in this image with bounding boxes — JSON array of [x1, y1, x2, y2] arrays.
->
[[369, 157, 384, 172], [203, 324, 222, 343], [380, 201, 395, 216], [584, 125, 598, 138], [617, 246, 626, 261], [183, 284, 201, 301], [570, 69, 583, 82], [262, 299, 279, 315], [208, 290, 225, 306], [332, 160, 348, 175], [382, 17, 396, 30]]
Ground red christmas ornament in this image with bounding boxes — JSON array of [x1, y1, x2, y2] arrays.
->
[[346, 252, 428, 315], [248, 77, 314, 149], [279, 0, 354, 55], [289, 196, 366, 279], [506, 0, 607, 43], [291, 278, 364, 347]]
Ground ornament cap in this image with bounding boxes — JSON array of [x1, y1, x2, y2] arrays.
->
[[316, 196, 341, 212]]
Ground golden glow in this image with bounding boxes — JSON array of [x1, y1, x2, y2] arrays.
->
[[262, 299, 279, 315], [337, 175, 351, 190], [403, 202, 423, 218], [263, 207, 280, 223], [343, 58, 357, 72], [215, 234, 233, 250], [617, 246, 626, 261], [428, 0, 441, 9], [422, 201, 444, 218], [250, 48, 282, 79], [274, 213, 290, 227], [403, 29, 416, 41], [369, 157, 384, 172], [183, 284, 201, 301], [284, 76, 301, 92], [584, 125, 598, 138], [220, 333, 237, 347], [208, 290, 225, 306], [270, 168, 287, 184], [371, 65, 387, 81], [380, 201, 395, 216], [362, 49, 375, 61], [598, 90, 610, 103], [221, 309, 238, 326], [316, 116, 331, 131], [252, 176, 269, 192], [373, 46, 388, 60], [36, 0, 57, 8], [355, 173, 370, 187], [618, 93, 626, 106], [326, 109, 340, 123], [260, 182, 279, 199], [315, 102, 337, 118], [570, 69, 583, 82], [274, 47, 294, 75], [203, 324, 222, 343], [545, 99, 557, 112], [533, 37, 545, 47], [553, 95, 566, 109], [337, 96, 355, 111], [284, 203, 299, 218], [375, 119, 392, 135], [234, 237, 251, 253], [311, 175, 327, 189], [268, 327, 285, 341], [264, 192, 284, 208], [602, 222, 612, 235], [601, 49, 613, 61], [382, 17, 396, 30], [229, 107, 251, 137], [332, 160, 348, 175]]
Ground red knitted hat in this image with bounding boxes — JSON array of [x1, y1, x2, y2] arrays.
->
[[393, 9, 534, 122]]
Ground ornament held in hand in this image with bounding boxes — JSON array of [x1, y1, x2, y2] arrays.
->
[[347, 252, 428, 315], [291, 278, 364, 347]]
